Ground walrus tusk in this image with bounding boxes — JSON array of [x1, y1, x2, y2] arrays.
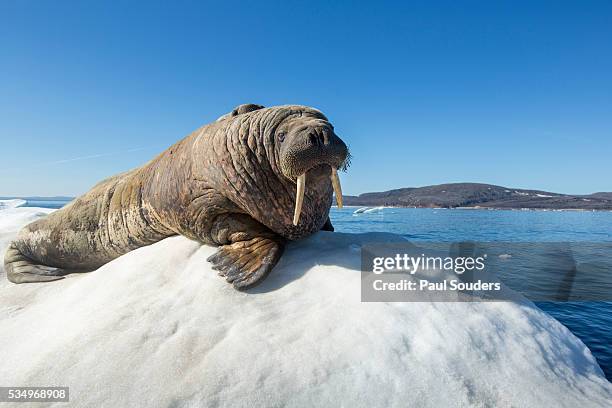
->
[[331, 168, 343, 208], [293, 173, 306, 225]]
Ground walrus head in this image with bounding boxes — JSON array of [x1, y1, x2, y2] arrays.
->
[[211, 104, 350, 240], [274, 108, 349, 225]]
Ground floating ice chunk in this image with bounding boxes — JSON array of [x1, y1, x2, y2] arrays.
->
[[0, 199, 26, 210], [363, 206, 385, 213]]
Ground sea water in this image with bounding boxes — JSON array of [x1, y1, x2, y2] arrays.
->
[[22, 199, 71, 209]]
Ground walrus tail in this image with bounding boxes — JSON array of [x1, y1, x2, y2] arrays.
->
[[3, 241, 65, 284]]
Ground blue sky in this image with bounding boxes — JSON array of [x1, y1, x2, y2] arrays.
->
[[1, 1, 611, 196]]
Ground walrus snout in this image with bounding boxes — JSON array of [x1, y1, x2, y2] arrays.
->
[[279, 123, 348, 179], [278, 121, 349, 225]]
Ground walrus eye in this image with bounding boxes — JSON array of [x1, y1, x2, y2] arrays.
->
[[277, 132, 286, 142]]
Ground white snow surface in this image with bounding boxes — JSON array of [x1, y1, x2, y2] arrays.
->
[[0, 207, 610, 408]]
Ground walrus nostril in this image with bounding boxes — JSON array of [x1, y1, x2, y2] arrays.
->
[[309, 133, 325, 147], [308, 133, 317, 145]]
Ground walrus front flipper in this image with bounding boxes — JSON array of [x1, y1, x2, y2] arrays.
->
[[321, 217, 334, 232], [207, 237, 284, 290], [4, 242, 65, 284]]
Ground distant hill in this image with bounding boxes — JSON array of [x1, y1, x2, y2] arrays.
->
[[588, 192, 612, 200], [344, 183, 612, 210]]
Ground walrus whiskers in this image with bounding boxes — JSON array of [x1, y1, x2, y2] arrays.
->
[[293, 173, 306, 225], [331, 168, 343, 208]]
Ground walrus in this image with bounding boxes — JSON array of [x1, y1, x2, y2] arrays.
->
[[4, 104, 349, 289]]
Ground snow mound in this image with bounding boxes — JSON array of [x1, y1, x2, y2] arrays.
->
[[0, 209, 610, 407], [0, 199, 26, 210]]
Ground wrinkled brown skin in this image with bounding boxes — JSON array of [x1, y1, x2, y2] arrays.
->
[[4, 104, 348, 290]]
